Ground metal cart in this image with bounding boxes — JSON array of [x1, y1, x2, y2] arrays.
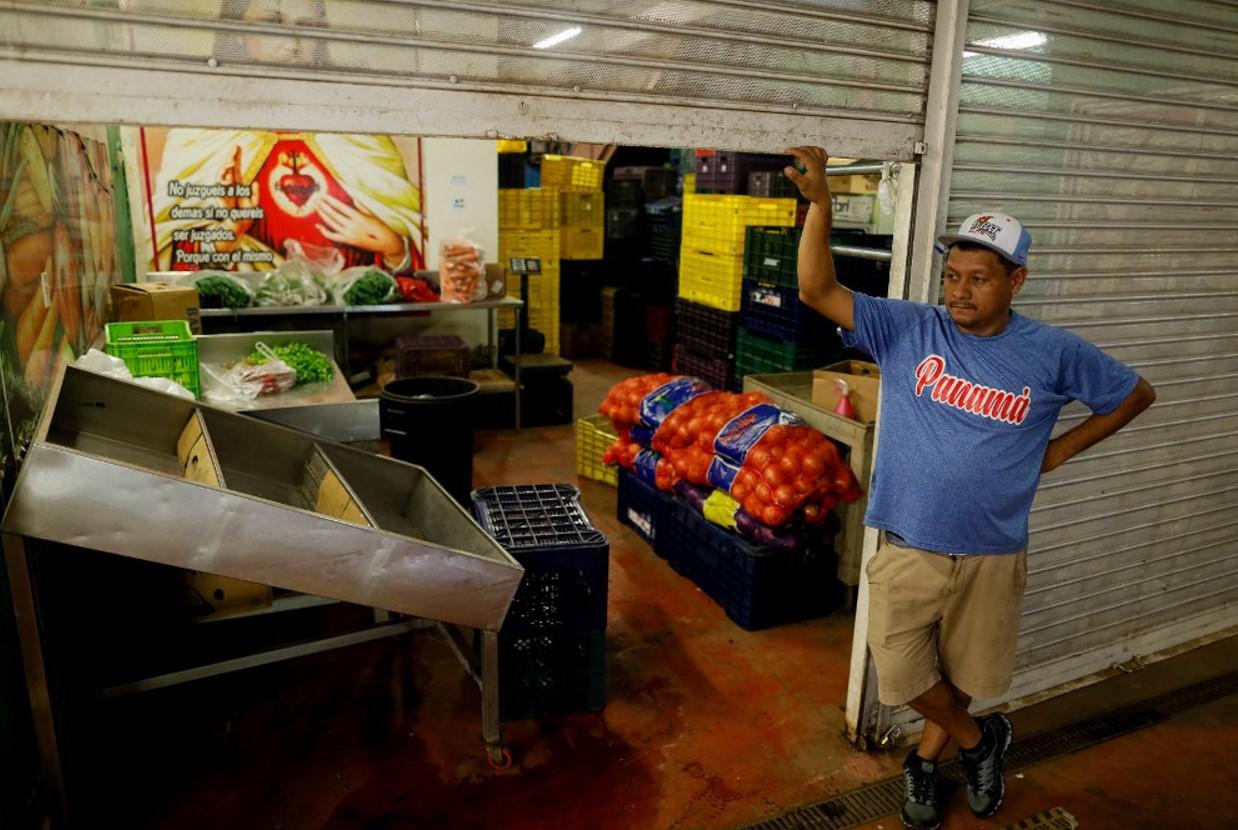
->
[[2, 366, 525, 826]]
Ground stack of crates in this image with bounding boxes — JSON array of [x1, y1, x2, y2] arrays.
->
[[671, 297, 740, 391], [693, 151, 787, 195], [560, 191, 605, 260], [734, 225, 863, 386], [543, 154, 606, 261], [645, 196, 683, 267], [678, 193, 796, 313], [472, 484, 608, 720], [498, 190, 562, 355]]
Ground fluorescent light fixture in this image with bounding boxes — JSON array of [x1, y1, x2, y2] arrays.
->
[[533, 26, 582, 50], [963, 30, 1047, 57]]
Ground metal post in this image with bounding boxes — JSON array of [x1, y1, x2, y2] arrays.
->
[[513, 305, 522, 431], [480, 629, 502, 759], [844, 0, 971, 749], [907, 0, 970, 305], [4, 534, 68, 828]]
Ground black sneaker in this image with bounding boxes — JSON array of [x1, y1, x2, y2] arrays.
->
[[960, 713, 1014, 818], [900, 751, 941, 830]]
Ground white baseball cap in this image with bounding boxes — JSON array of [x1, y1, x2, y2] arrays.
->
[[938, 212, 1032, 267]]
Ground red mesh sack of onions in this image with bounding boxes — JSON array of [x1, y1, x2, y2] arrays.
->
[[598, 373, 674, 432], [601, 374, 712, 471], [707, 403, 863, 528], [651, 391, 770, 490]]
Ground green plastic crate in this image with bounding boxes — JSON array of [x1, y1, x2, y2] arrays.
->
[[105, 320, 200, 399], [744, 227, 872, 289], [744, 227, 801, 289], [735, 326, 829, 382]]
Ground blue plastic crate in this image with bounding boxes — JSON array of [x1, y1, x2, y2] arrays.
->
[[472, 484, 609, 635], [663, 500, 841, 631], [740, 279, 832, 343], [617, 468, 675, 562]]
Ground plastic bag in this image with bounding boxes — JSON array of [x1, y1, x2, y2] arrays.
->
[[187, 271, 255, 309], [285, 239, 345, 279], [330, 266, 396, 306], [439, 233, 487, 304], [652, 391, 770, 488], [254, 244, 331, 307], [73, 349, 195, 400], [201, 342, 296, 404], [877, 161, 897, 216], [600, 374, 709, 474], [706, 406, 859, 527]]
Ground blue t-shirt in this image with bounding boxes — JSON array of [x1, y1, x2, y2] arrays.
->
[[842, 293, 1140, 555]]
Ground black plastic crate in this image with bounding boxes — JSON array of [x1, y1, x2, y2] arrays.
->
[[561, 260, 606, 324], [607, 178, 644, 207], [747, 170, 801, 199], [617, 468, 675, 561], [522, 376, 575, 427], [672, 344, 734, 392], [499, 629, 606, 721], [472, 484, 608, 635], [645, 197, 683, 265], [607, 206, 642, 240], [499, 154, 527, 188], [663, 500, 841, 630], [643, 340, 672, 372], [740, 280, 831, 343], [694, 152, 786, 194], [612, 166, 678, 201], [674, 298, 739, 361]]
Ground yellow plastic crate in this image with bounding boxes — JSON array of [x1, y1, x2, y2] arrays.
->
[[678, 248, 746, 312], [681, 193, 797, 257], [499, 189, 560, 230], [561, 227, 605, 260], [496, 139, 528, 153], [560, 191, 605, 228], [683, 173, 696, 194], [576, 414, 619, 486], [541, 154, 605, 192], [499, 229, 561, 273]]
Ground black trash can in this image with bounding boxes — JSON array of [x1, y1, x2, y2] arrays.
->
[[380, 376, 480, 504]]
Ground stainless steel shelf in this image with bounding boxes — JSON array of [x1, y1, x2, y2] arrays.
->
[[199, 297, 524, 317]]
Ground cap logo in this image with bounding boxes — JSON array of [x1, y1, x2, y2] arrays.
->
[[968, 215, 1003, 243]]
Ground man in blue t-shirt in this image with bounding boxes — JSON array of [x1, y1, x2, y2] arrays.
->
[[785, 146, 1156, 830]]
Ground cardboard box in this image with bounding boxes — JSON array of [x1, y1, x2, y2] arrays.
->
[[830, 193, 875, 225], [829, 174, 880, 195], [813, 361, 881, 423], [112, 282, 201, 333]]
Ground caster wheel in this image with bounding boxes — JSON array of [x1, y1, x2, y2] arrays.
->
[[487, 746, 513, 771]]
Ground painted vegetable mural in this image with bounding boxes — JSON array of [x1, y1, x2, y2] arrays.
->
[[0, 123, 124, 464]]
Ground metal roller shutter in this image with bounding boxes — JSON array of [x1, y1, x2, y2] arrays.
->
[[880, 0, 1238, 739], [0, 0, 935, 159]]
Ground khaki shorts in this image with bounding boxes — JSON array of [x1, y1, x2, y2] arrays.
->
[[865, 534, 1027, 706]]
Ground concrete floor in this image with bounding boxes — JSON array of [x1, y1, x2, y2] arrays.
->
[[73, 359, 1238, 829]]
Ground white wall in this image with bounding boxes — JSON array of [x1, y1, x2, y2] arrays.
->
[[353, 136, 499, 349], [422, 137, 499, 270]]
